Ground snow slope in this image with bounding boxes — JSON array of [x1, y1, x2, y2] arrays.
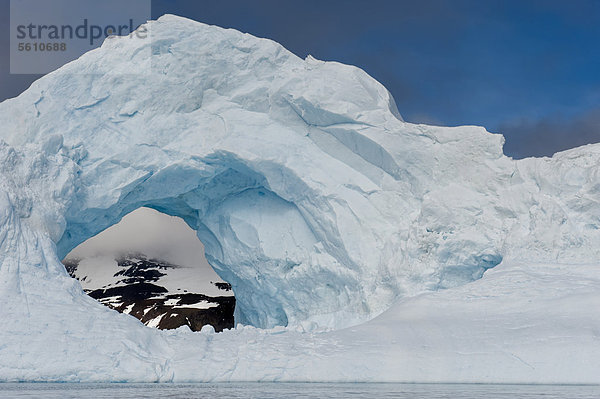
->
[[0, 14, 598, 382], [64, 207, 232, 298], [64, 252, 235, 332]]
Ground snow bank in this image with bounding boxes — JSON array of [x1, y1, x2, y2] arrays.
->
[[0, 15, 598, 382]]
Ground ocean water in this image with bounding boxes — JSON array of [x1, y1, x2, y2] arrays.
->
[[0, 383, 599, 398]]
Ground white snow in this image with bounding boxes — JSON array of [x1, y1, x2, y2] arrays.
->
[[146, 314, 165, 329], [163, 299, 179, 306], [0, 14, 598, 383], [65, 207, 232, 297], [161, 298, 217, 310], [70, 256, 123, 290], [173, 301, 218, 310]]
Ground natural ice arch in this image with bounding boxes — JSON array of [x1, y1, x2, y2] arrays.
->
[[53, 147, 394, 330], [1, 14, 600, 383], [1, 14, 599, 337], [55, 156, 338, 329]]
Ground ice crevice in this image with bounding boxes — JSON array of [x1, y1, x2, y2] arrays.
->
[[0, 14, 599, 382]]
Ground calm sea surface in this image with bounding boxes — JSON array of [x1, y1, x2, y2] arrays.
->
[[0, 382, 599, 398]]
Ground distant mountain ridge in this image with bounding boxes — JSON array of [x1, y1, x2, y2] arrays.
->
[[64, 253, 235, 332]]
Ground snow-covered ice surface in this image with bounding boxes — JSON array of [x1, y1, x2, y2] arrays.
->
[[0, 14, 599, 382]]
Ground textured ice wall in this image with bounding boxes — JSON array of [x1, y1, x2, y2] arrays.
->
[[0, 14, 599, 338]]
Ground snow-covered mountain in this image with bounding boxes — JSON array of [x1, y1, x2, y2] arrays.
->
[[61, 206, 235, 332], [64, 253, 234, 332], [0, 14, 599, 383]]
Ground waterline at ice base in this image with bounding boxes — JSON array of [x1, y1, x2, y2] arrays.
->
[[0, 15, 598, 383]]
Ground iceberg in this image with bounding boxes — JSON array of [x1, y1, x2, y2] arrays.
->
[[0, 14, 598, 382]]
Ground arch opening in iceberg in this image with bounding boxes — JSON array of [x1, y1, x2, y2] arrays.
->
[[61, 207, 236, 332], [54, 155, 335, 330]]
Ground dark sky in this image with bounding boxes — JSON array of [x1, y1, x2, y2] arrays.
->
[[1, 0, 599, 158]]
